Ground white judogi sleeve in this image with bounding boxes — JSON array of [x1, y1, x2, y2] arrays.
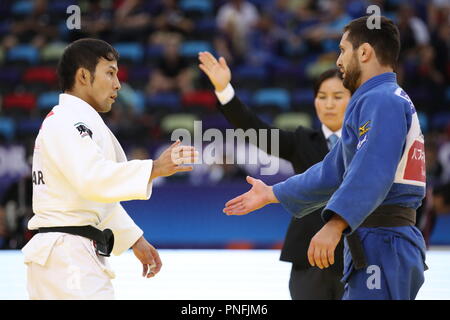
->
[[97, 204, 143, 255], [40, 116, 153, 203]]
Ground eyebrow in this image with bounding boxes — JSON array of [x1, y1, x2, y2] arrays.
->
[[108, 65, 118, 71]]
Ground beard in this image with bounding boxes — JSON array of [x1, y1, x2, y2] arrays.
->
[[342, 55, 362, 94]]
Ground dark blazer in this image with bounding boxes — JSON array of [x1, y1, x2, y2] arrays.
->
[[218, 96, 344, 273]]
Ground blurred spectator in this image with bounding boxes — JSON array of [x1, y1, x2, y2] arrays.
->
[[430, 23, 450, 84], [0, 175, 34, 249], [427, 0, 450, 33], [8, 0, 57, 48], [302, 0, 352, 52], [403, 45, 446, 112], [147, 38, 193, 94], [69, 0, 114, 42], [216, 0, 260, 63], [114, 0, 152, 42], [151, 0, 195, 41], [419, 183, 450, 246], [397, 4, 430, 57]]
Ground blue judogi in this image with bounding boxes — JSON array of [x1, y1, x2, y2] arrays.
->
[[272, 73, 427, 300]]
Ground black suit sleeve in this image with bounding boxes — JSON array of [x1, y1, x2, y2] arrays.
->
[[217, 95, 297, 161]]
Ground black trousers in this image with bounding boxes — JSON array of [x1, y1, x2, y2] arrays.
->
[[289, 264, 344, 300]]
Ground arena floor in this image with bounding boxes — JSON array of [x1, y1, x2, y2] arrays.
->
[[1, 248, 449, 300]]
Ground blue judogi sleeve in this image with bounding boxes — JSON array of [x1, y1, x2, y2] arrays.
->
[[273, 93, 410, 233], [272, 139, 345, 217]]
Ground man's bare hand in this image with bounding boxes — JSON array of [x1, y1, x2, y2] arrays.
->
[[223, 176, 279, 216], [132, 236, 162, 278], [307, 214, 347, 269], [150, 140, 198, 181], [198, 51, 231, 92]]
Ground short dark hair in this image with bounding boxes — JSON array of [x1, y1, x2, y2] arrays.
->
[[343, 16, 400, 69], [57, 38, 119, 92], [313, 68, 343, 97]]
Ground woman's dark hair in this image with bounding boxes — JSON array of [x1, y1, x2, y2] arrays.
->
[[313, 68, 344, 97], [57, 38, 119, 92]]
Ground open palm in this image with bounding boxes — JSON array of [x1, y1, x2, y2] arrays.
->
[[223, 176, 278, 215], [198, 51, 231, 92]]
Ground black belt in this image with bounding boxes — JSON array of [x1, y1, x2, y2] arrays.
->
[[346, 205, 416, 270], [39, 225, 114, 257]]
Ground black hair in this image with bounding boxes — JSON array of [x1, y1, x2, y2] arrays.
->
[[343, 16, 400, 69], [57, 38, 119, 92], [313, 68, 344, 97]]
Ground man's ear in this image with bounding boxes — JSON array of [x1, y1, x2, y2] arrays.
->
[[359, 43, 373, 64], [75, 68, 91, 86]]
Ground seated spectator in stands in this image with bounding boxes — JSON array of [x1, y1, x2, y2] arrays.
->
[[0, 207, 7, 249], [430, 23, 450, 84], [404, 45, 446, 113], [397, 4, 430, 57], [419, 183, 450, 246], [147, 38, 193, 95], [302, 0, 352, 53], [427, 0, 450, 34], [262, 0, 295, 29], [248, 13, 290, 65], [114, 0, 152, 42], [9, 0, 57, 48], [216, 0, 260, 63], [70, 0, 113, 42], [152, 0, 194, 39]]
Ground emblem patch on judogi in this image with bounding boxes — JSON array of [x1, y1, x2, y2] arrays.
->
[[74, 122, 93, 138]]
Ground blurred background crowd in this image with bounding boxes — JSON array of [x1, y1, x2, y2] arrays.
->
[[0, 0, 449, 249]]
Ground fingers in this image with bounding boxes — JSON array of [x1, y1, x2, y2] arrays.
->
[[225, 194, 245, 208], [223, 201, 247, 215], [171, 146, 199, 165], [307, 242, 334, 269], [152, 249, 162, 275], [169, 139, 181, 149], [307, 243, 315, 267], [198, 51, 218, 68], [327, 248, 335, 266], [219, 56, 228, 68], [174, 165, 193, 172], [246, 176, 257, 185]]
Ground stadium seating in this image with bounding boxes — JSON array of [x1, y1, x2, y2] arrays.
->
[[3, 93, 36, 111], [23, 67, 58, 86], [41, 42, 66, 63], [147, 92, 181, 111], [7, 45, 39, 65], [114, 43, 144, 63], [253, 88, 291, 111], [182, 90, 216, 110], [11, 0, 34, 16], [180, 41, 212, 58], [274, 112, 312, 130], [160, 113, 199, 134], [0, 117, 15, 140], [37, 91, 59, 110]]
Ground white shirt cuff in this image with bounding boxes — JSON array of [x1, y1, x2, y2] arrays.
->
[[215, 83, 235, 105]]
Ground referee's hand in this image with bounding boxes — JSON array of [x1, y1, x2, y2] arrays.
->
[[198, 51, 231, 92], [132, 236, 162, 278]]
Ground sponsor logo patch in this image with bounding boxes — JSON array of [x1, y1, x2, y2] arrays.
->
[[403, 140, 426, 182], [74, 122, 93, 138], [359, 120, 371, 137]]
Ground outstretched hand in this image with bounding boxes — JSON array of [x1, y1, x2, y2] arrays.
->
[[223, 176, 279, 216], [198, 51, 231, 92], [150, 140, 198, 181]]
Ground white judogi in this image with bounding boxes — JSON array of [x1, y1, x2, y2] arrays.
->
[[23, 93, 154, 299]]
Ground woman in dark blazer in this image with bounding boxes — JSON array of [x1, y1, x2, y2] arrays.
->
[[199, 52, 351, 299]]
